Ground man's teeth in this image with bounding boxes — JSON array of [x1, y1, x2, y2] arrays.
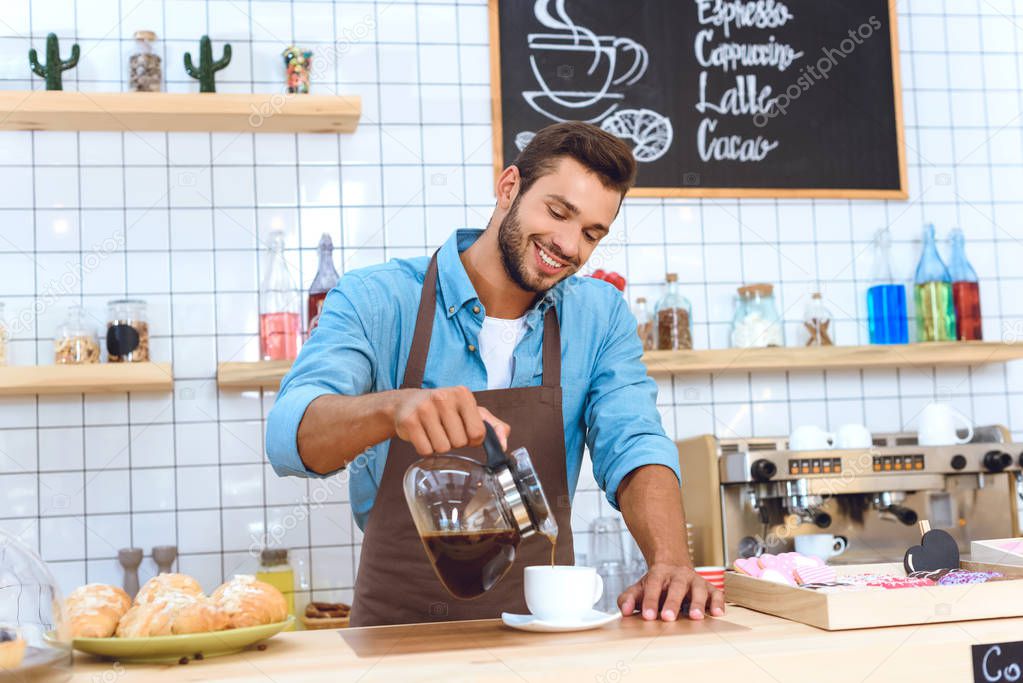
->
[[538, 245, 563, 269]]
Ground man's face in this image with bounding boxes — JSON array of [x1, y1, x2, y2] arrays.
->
[[497, 157, 622, 293]]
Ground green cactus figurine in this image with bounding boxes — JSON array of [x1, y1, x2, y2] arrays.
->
[[184, 35, 231, 93], [28, 33, 80, 91]]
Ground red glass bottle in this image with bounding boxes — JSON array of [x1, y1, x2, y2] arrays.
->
[[947, 227, 982, 341], [307, 233, 339, 336]]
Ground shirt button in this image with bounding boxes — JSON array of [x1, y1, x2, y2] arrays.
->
[[448, 306, 455, 314], [472, 305, 480, 314], [468, 344, 476, 352]]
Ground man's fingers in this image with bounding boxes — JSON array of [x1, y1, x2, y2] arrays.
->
[[478, 408, 510, 448], [640, 574, 665, 620], [709, 586, 726, 617], [617, 582, 643, 616], [434, 393, 470, 449], [686, 580, 709, 620], [417, 402, 452, 454], [401, 421, 433, 457], [660, 575, 690, 621]]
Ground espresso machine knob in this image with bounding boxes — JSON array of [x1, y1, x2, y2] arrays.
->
[[811, 511, 832, 528], [750, 459, 777, 482], [950, 454, 967, 471], [983, 450, 1012, 473], [1018, 452, 1023, 469]]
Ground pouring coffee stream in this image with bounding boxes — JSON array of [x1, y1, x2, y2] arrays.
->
[[403, 423, 560, 599]]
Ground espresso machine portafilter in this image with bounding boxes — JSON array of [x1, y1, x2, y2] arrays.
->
[[678, 427, 1022, 566]]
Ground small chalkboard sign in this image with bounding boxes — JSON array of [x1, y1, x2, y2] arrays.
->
[[973, 642, 1023, 682], [490, 0, 907, 198]]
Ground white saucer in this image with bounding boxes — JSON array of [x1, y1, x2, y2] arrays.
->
[[501, 609, 622, 633]]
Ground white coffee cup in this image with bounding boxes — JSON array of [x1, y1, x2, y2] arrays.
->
[[525, 565, 603, 622], [788, 425, 834, 451], [794, 534, 848, 560], [834, 423, 872, 449], [917, 402, 974, 446]]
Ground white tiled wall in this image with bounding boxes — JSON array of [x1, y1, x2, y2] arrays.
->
[[1, 0, 1022, 602]]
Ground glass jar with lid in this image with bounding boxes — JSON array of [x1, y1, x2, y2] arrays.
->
[[129, 30, 162, 92], [0, 529, 73, 677], [106, 299, 149, 362], [54, 305, 100, 364], [730, 283, 784, 348], [631, 297, 654, 351], [654, 273, 693, 350]]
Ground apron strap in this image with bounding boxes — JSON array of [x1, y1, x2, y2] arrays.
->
[[400, 250, 562, 390], [400, 252, 440, 389]]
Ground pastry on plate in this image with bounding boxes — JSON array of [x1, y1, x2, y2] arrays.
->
[[0, 627, 25, 670], [116, 591, 228, 637], [65, 583, 132, 638], [134, 573, 204, 605], [211, 575, 288, 628]]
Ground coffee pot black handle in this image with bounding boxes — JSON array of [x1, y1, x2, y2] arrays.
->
[[482, 422, 507, 471]]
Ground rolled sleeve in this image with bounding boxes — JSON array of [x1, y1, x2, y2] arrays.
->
[[584, 294, 681, 510], [265, 275, 378, 479]]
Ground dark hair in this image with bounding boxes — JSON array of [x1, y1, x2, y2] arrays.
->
[[512, 122, 637, 199]]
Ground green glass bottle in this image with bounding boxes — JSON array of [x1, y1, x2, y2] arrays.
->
[[913, 224, 956, 342]]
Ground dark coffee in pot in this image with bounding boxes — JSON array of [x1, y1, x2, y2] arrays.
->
[[421, 530, 520, 599]]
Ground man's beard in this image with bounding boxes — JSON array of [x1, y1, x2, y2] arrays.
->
[[497, 197, 576, 293]]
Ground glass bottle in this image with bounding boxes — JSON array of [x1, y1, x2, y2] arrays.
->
[[866, 227, 908, 344], [654, 273, 693, 350], [54, 305, 100, 364], [913, 224, 956, 342], [0, 302, 7, 367], [947, 228, 982, 341], [106, 299, 149, 362], [632, 297, 654, 351], [259, 231, 302, 361], [255, 549, 296, 630], [802, 292, 834, 346], [129, 30, 162, 92], [307, 233, 339, 336], [731, 283, 784, 348]]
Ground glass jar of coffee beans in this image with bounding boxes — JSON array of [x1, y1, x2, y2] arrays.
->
[[54, 305, 101, 364], [106, 299, 149, 362]]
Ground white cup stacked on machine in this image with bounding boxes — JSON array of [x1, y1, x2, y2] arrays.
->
[[789, 424, 873, 450]]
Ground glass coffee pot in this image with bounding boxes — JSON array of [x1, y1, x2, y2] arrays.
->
[[403, 424, 558, 599]]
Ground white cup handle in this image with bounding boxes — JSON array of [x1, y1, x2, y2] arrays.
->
[[831, 536, 848, 557], [592, 573, 604, 606], [952, 410, 974, 445]]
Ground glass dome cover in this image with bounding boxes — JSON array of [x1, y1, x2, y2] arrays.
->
[[0, 529, 71, 679]]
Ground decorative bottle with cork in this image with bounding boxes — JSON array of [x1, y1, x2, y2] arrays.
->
[[307, 233, 339, 336], [802, 292, 834, 346], [654, 273, 692, 350], [129, 30, 161, 92], [631, 297, 654, 351]]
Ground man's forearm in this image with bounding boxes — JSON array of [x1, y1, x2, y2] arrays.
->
[[297, 391, 404, 474], [617, 464, 691, 566]]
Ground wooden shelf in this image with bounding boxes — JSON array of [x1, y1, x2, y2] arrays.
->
[[217, 342, 1023, 389], [0, 362, 173, 396], [642, 341, 1023, 374], [0, 91, 361, 133], [218, 360, 292, 390]]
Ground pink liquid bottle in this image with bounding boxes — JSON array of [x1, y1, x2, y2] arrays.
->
[[259, 231, 302, 361], [307, 232, 339, 337]]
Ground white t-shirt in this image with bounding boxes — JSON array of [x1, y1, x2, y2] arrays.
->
[[478, 315, 528, 390]]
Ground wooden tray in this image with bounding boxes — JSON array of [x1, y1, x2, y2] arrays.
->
[[724, 562, 1023, 630]]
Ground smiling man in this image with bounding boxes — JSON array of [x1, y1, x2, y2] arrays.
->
[[265, 121, 722, 626]]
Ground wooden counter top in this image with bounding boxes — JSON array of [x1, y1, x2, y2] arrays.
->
[[67, 607, 1023, 682]]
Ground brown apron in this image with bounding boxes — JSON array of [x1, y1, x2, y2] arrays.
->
[[349, 253, 575, 626]]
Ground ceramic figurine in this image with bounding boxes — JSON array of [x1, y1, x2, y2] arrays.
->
[[184, 35, 231, 93], [29, 33, 80, 91], [282, 45, 312, 94]]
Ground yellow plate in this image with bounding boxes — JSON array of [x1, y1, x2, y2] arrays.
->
[[70, 617, 294, 663]]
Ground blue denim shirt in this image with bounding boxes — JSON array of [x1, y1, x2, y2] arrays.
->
[[265, 229, 680, 530]]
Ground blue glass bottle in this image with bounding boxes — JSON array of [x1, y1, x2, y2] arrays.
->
[[866, 228, 908, 344], [913, 223, 956, 342]]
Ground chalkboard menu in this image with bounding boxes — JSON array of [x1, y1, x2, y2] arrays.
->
[[490, 0, 907, 198]]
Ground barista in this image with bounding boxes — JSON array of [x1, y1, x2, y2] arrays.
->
[[265, 122, 723, 626]]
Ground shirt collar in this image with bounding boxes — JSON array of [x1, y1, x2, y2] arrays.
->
[[437, 228, 565, 321]]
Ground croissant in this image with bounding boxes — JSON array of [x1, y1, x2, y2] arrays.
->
[[65, 584, 131, 638], [115, 591, 228, 637], [211, 575, 288, 628], [134, 573, 203, 605]]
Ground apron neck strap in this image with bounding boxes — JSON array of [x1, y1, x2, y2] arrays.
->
[[400, 250, 561, 390]]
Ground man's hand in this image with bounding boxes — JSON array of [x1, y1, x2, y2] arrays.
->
[[617, 562, 725, 621], [393, 387, 510, 455]]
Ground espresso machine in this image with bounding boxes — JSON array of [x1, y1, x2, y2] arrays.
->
[[678, 427, 1023, 566]]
